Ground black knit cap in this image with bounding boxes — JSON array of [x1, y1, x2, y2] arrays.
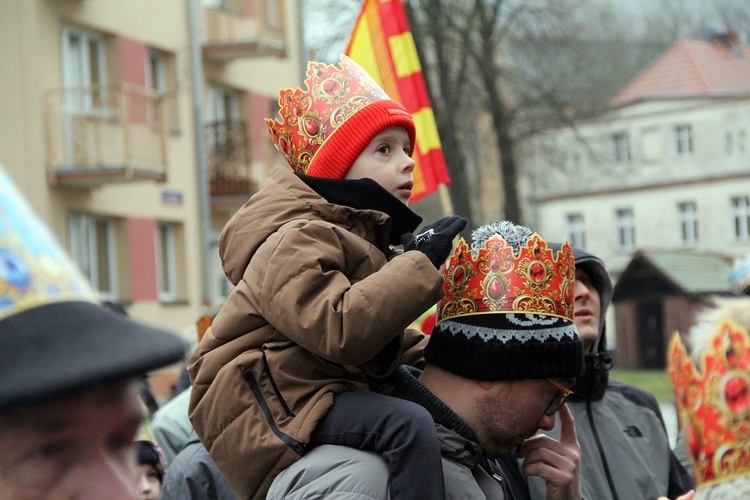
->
[[425, 221, 584, 381]]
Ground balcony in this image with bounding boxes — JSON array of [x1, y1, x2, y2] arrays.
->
[[45, 84, 169, 187], [206, 120, 257, 204], [202, 0, 286, 61]]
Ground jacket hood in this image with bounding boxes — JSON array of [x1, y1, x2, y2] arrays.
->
[[572, 248, 614, 353], [549, 244, 614, 401]]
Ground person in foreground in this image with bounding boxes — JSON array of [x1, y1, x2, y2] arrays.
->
[[188, 54, 466, 499], [0, 165, 185, 499], [510, 246, 693, 499], [268, 220, 585, 499], [665, 296, 750, 500]]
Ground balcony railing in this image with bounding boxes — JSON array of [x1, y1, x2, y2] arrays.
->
[[45, 84, 169, 187], [206, 120, 257, 198], [202, 0, 286, 61]]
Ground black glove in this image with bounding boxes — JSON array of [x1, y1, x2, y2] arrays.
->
[[400, 215, 468, 269]]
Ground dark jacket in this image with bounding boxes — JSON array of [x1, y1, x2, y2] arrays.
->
[[187, 165, 443, 499], [161, 431, 237, 500], [506, 247, 693, 500]]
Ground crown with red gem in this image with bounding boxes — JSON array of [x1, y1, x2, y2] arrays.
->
[[437, 225, 575, 324], [668, 316, 750, 488], [424, 221, 581, 381], [265, 54, 415, 178]]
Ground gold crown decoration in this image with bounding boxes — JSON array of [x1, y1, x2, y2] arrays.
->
[[668, 318, 750, 488], [265, 54, 410, 176], [437, 232, 575, 324]]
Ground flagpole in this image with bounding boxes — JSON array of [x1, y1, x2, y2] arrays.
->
[[437, 183, 454, 216]]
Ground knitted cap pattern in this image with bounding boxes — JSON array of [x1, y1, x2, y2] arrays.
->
[[265, 54, 416, 179], [425, 221, 584, 381]]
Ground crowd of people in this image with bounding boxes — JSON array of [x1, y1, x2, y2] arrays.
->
[[2, 52, 749, 499]]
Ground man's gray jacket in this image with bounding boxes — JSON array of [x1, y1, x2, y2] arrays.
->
[[268, 366, 510, 499], [523, 247, 693, 500]]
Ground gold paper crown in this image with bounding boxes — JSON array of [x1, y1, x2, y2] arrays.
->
[[437, 233, 575, 323], [265, 54, 411, 176], [668, 318, 750, 487]]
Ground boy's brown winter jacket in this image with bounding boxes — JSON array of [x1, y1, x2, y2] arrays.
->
[[188, 165, 443, 499]]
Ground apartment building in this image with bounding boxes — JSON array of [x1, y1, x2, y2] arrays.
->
[[1, 0, 301, 391], [520, 33, 750, 365]]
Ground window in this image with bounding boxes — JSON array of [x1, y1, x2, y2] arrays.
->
[[68, 213, 116, 300], [612, 132, 630, 163], [566, 213, 585, 248], [732, 196, 750, 241], [677, 201, 698, 246], [615, 208, 635, 251], [157, 222, 177, 301], [61, 27, 107, 113], [207, 85, 247, 171], [674, 125, 693, 158], [265, 0, 281, 28], [726, 131, 735, 155], [208, 85, 240, 124], [146, 49, 167, 127]]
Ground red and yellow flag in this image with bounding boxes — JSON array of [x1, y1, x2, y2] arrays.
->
[[345, 0, 451, 202]]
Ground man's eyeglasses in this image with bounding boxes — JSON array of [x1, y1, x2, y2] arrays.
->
[[545, 378, 573, 416]]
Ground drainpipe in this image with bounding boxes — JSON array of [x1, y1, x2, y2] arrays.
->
[[187, 0, 212, 308]]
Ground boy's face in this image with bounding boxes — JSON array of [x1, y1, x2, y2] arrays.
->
[[345, 125, 415, 205]]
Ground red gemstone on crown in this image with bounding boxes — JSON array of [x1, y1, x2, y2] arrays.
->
[[303, 116, 320, 136], [725, 376, 749, 414], [563, 282, 573, 304], [452, 266, 465, 287], [322, 78, 342, 96], [279, 136, 291, 156], [490, 257, 501, 272], [529, 262, 545, 283], [487, 277, 504, 300]]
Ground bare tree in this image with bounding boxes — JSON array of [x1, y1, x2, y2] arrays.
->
[[303, 0, 750, 226], [405, 0, 479, 229]]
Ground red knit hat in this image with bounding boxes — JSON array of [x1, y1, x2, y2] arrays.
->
[[265, 54, 416, 179]]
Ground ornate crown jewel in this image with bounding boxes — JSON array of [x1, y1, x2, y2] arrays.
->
[[437, 233, 575, 324], [265, 54, 393, 174], [668, 319, 750, 487]]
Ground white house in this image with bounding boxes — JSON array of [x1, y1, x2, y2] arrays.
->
[[523, 32, 750, 276], [520, 32, 750, 359]]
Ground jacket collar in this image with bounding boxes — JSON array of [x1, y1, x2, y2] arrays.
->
[[393, 366, 479, 445], [297, 174, 422, 246]]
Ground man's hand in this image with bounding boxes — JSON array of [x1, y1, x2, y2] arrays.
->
[[516, 404, 581, 500]]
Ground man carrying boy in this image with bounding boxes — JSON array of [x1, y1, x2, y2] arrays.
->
[[269, 221, 586, 499], [188, 55, 466, 499]]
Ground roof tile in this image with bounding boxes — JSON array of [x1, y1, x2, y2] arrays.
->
[[610, 39, 750, 107]]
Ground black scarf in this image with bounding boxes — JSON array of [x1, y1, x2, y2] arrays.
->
[[297, 174, 422, 246]]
